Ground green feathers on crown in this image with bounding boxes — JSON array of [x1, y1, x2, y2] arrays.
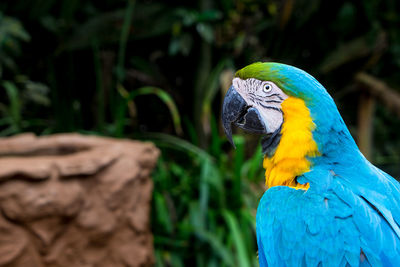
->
[[235, 62, 288, 89], [234, 62, 322, 102]]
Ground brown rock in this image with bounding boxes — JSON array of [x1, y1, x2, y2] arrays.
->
[[0, 133, 159, 267], [0, 215, 28, 266], [0, 179, 84, 222]]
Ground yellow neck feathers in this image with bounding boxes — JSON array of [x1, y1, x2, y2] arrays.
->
[[263, 97, 319, 190]]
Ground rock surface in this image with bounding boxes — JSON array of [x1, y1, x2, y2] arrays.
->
[[0, 133, 159, 267]]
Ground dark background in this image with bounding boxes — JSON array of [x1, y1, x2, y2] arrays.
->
[[0, 0, 399, 266]]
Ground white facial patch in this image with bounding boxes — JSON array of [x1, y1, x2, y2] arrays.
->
[[232, 77, 288, 133]]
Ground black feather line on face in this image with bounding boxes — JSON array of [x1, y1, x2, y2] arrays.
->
[[248, 92, 283, 104], [258, 103, 282, 113], [250, 95, 281, 104], [266, 93, 284, 100], [263, 100, 281, 104]]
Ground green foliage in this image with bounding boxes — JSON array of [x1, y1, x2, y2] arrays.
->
[[0, 12, 50, 135], [0, 12, 30, 76], [149, 127, 263, 266]]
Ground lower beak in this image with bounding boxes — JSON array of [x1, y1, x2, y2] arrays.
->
[[221, 86, 267, 148]]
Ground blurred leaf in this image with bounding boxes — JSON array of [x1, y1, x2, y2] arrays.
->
[[199, 160, 211, 229], [22, 80, 51, 106], [2, 81, 21, 131], [176, 8, 198, 26], [154, 250, 165, 267], [141, 132, 213, 161], [183, 116, 199, 146], [154, 192, 173, 234], [241, 144, 264, 181], [169, 33, 193, 56], [0, 13, 30, 41], [209, 115, 221, 158], [39, 16, 60, 33], [223, 210, 251, 267], [116, 0, 136, 83], [196, 23, 214, 43], [120, 86, 183, 135], [233, 135, 245, 201], [197, 10, 222, 21], [170, 253, 184, 267], [196, 229, 235, 266], [0, 12, 30, 72]]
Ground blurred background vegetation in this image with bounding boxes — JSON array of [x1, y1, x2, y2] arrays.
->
[[0, 0, 399, 266]]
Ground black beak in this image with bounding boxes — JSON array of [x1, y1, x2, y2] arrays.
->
[[222, 86, 267, 148]]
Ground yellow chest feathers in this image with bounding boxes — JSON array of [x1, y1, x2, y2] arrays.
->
[[263, 97, 320, 190]]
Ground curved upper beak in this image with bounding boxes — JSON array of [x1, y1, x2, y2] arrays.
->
[[221, 86, 267, 148]]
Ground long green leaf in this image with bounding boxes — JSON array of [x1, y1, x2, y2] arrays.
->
[[116, 0, 135, 83], [2, 81, 21, 131], [223, 210, 251, 267], [196, 229, 235, 266], [117, 85, 183, 136], [154, 192, 173, 234], [92, 39, 105, 131], [137, 132, 213, 161], [133, 86, 183, 135]]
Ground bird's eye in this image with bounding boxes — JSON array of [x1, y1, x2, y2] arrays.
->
[[263, 84, 272, 93]]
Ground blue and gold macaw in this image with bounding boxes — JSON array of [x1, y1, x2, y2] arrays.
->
[[221, 62, 400, 266]]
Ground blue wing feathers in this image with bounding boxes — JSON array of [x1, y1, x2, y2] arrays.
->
[[257, 168, 400, 267], [256, 231, 268, 267]]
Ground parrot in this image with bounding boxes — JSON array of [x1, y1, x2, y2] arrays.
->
[[221, 62, 400, 267]]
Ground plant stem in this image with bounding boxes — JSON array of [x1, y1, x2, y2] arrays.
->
[[193, 0, 213, 148], [116, 0, 135, 84]]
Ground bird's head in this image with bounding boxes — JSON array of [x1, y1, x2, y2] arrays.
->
[[222, 62, 356, 159], [222, 62, 360, 188]]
